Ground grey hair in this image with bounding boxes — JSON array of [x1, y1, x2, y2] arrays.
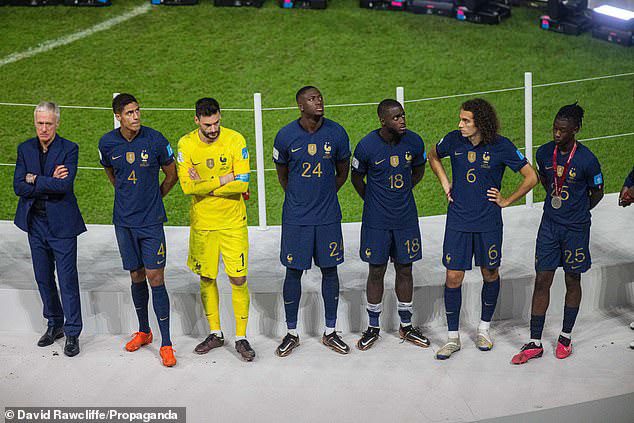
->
[[34, 101, 60, 122]]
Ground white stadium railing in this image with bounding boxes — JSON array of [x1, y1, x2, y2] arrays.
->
[[1, 71, 632, 230]]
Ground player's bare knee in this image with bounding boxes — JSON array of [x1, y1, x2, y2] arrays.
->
[[368, 264, 387, 284], [229, 276, 247, 286], [534, 272, 554, 292], [481, 267, 499, 282], [445, 270, 464, 288], [130, 268, 146, 283], [145, 269, 165, 287], [564, 272, 581, 288], [394, 262, 412, 278]]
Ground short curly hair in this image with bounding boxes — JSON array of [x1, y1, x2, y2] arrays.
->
[[461, 98, 499, 145]]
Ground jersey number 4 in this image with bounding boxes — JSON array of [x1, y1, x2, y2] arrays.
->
[[128, 170, 138, 185]]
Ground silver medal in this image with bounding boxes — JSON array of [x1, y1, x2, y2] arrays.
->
[[551, 196, 562, 209]]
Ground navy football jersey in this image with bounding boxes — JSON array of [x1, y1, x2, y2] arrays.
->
[[352, 129, 426, 230], [98, 126, 174, 227], [436, 130, 528, 232], [625, 166, 634, 188], [273, 118, 351, 225], [536, 141, 603, 227]]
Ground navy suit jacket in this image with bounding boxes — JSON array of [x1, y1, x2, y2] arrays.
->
[[14, 135, 87, 238]]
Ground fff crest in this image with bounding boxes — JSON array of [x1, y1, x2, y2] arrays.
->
[[482, 152, 490, 162], [308, 144, 317, 156], [405, 152, 412, 162]]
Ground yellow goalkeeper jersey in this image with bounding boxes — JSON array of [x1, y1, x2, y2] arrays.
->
[[177, 127, 250, 230]]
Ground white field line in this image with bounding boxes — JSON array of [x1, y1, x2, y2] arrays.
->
[[0, 3, 151, 68]]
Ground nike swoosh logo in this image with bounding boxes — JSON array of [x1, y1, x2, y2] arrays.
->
[[160, 317, 168, 321], [284, 301, 294, 305], [336, 256, 343, 261], [545, 166, 553, 170], [375, 159, 386, 165], [192, 161, 201, 165], [571, 265, 582, 270], [489, 262, 496, 266], [112, 155, 122, 160], [236, 268, 245, 273], [291, 147, 302, 153], [454, 152, 464, 156], [157, 259, 165, 265]]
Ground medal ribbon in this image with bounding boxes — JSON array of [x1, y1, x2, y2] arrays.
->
[[552, 142, 577, 198]]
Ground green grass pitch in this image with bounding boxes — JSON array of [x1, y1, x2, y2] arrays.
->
[[1, 0, 632, 226]]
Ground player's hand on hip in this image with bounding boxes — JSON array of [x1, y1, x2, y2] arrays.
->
[[188, 167, 201, 181], [444, 184, 454, 203], [487, 187, 510, 208], [53, 165, 68, 179]]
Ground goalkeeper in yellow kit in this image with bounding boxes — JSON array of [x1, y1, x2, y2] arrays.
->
[[177, 97, 254, 361]]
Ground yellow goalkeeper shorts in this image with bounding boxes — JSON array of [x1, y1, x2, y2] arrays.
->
[[187, 226, 249, 279]]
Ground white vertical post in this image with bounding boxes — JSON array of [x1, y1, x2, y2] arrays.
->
[[253, 93, 267, 230], [396, 86, 404, 108], [524, 72, 534, 208], [113, 92, 120, 129]]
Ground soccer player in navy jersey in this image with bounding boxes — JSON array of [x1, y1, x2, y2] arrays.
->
[[428, 98, 537, 360], [512, 103, 604, 364], [273, 86, 351, 356], [351, 99, 431, 351], [98, 94, 179, 367]]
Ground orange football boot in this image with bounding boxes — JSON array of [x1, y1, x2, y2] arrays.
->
[[160, 346, 176, 367], [125, 331, 153, 352]]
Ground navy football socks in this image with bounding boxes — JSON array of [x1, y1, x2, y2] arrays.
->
[[283, 267, 303, 330], [320, 266, 339, 329], [131, 280, 150, 334], [444, 286, 462, 331], [530, 314, 546, 340], [481, 277, 500, 322], [151, 284, 171, 347], [562, 305, 579, 334]]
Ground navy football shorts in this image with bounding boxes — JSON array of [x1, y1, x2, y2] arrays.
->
[[535, 217, 591, 273], [442, 227, 502, 271], [114, 224, 167, 271], [280, 222, 344, 270], [360, 224, 422, 265]]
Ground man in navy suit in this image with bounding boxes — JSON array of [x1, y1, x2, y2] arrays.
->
[[13, 101, 86, 357]]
